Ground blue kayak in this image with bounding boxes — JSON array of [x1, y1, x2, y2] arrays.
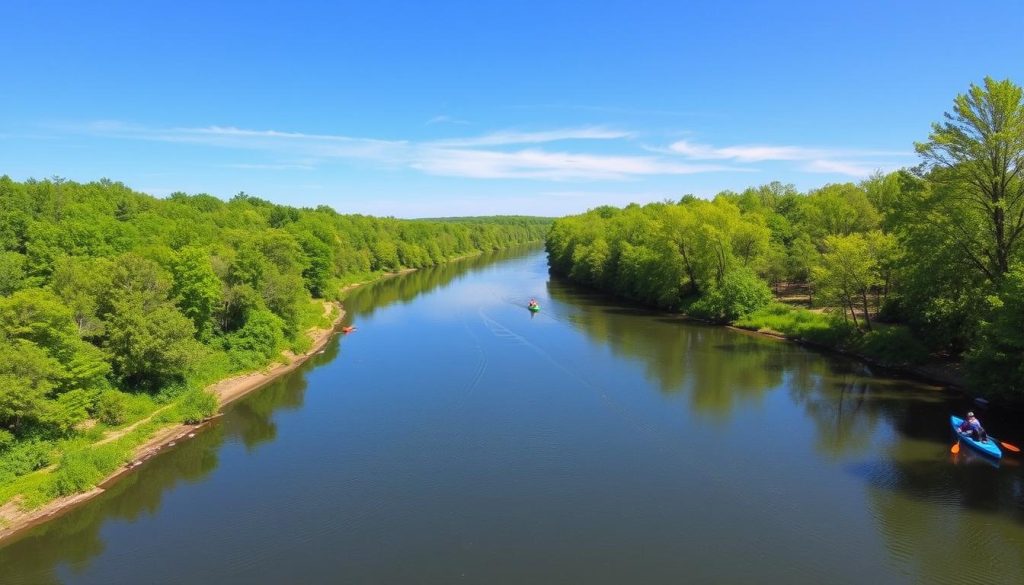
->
[[951, 416, 1002, 459]]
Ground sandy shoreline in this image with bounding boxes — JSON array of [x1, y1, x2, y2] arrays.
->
[[0, 302, 347, 544]]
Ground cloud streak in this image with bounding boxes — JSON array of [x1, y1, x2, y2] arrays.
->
[[668, 139, 911, 176], [425, 115, 470, 126], [78, 122, 733, 181]]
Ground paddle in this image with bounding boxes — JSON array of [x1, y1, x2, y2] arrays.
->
[[998, 440, 1021, 453]]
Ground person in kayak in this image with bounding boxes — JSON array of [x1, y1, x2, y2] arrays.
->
[[528, 298, 538, 309], [958, 412, 988, 442]]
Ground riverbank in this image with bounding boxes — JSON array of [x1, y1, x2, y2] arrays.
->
[[0, 302, 347, 543], [726, 323, 965, 390]]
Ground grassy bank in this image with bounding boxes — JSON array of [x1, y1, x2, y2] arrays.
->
[[734, 302, 929, 368]]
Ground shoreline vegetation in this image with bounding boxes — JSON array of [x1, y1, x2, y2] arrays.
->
[[0, 299, 344, 542], [0, 174, 551, 543], [546, 77, 1024, 410]]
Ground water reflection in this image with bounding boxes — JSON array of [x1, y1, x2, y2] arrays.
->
[[547, 279, 796, 417], [547, 276, 958, 453], [224, 339, 338, 452], [0, 423, 226, 585], [343, 245, 540, 319]]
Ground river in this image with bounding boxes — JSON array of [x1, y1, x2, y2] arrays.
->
[[2, 246, 1022, 584]]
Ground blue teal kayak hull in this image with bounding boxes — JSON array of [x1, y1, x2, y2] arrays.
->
[[951, 416, 1002, 459]]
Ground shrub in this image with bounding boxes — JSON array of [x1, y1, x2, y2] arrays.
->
[[225, 309, 285, 370], [853, 325, 928, 366], [176, 388, 218, 424], [47, 443, 132, 497], [0, 429, 15, 453], [155, 381, 190, 404], [690, 268, 773, 322], [95, 389, 130, 425], [48, 450, 103, 496], [0, 440, 54, 481]]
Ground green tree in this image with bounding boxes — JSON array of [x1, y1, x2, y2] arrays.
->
[[0, 339, 62, 433], [104, 296, 199, 390], [49, 256, 113, 338], [691, 266, 773, 322], [813, 233, 881, 330], [798, 183, 880, 241], [966, 262, 1024, 397], [915, 77, 1024, 283], [171, 247, 222, 339], [0, 251, 27, 295]]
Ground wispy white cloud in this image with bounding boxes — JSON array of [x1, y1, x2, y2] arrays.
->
[[412, 147, 731, 180], [667, 139, 912, 177], [669, 141, 821, 162], [425, 115, 469, 126], [75, 121, 735, 181]]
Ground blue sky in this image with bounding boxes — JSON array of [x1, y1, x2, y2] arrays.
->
[[2, 1, 1022, 217]]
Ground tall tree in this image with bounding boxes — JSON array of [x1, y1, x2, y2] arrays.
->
[[813, 233, 881, 330], [171, 247, 222, 339], [915, 77, 1024, 282]]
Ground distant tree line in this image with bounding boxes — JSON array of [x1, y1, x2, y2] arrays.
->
[[546, 77, 1024, 400]]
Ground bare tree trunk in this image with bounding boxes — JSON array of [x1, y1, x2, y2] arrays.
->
[[860, 290, 873, 331], [847, 298, 860, 329], [679, 245, 699, 294]]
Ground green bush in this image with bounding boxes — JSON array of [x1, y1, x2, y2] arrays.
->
[[852, 325, 928, 366], [690, 268, 774, 322], [123, 392, 160, 421], [95, 389, 130, 425], [47, 443, 132, 497], [154, 381, 190, 404], [42, 389, 94, 434], [48, 450, 103, 496], [0, 440, 54, 481], [225, 309, 285, 370], [176, 388, 218, 424], [0, 429, 14, 453]]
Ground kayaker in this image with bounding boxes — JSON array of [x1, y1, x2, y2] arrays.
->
[[528, 298, 538, 308], [958, 412, 988, 442]]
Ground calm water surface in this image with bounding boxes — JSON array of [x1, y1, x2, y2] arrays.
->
[[2, 247, 1023, 584]]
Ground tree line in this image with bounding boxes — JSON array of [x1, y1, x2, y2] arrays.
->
[[546, 77, 1024, 401], [0, 178, 549, 474]]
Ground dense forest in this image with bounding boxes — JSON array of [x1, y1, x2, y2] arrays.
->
[[547, 77, 1024, 402], [0, 178, 549, 502]]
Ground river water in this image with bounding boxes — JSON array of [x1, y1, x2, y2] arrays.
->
[[2, 246, 1023, 584]]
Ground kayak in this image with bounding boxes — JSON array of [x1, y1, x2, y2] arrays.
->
[[951, 416, 1002, 459], [528, 304, 540, 312]]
